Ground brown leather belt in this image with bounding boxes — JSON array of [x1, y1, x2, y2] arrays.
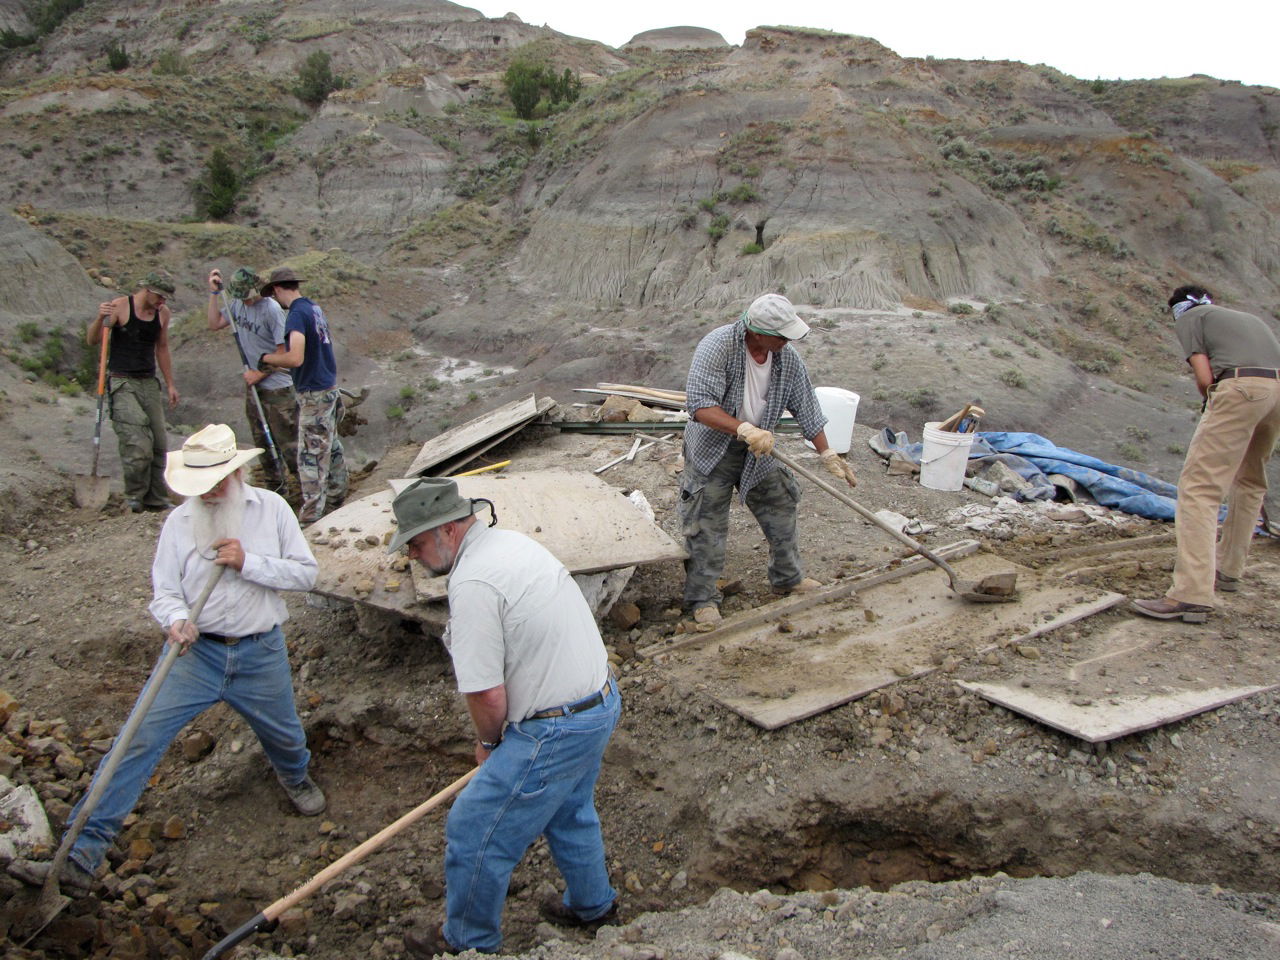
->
[[1215, 367, 1280, 382], [530, 680, 612, 719]]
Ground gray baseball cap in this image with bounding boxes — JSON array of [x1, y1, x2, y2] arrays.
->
[[387, 477, 477, 553]]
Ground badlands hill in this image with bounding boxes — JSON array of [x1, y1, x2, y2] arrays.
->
[[0, 0, 1277, 494]]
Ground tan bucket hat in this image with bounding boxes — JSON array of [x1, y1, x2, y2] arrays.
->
[[164, 424, 263, 497]]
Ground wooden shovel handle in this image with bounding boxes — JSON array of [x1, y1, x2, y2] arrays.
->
[[936, 403, 973, 433], [202, 767, 478, 960], [95, 319, 111, 396]]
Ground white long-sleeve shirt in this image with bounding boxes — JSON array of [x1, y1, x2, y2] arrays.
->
[[149, 484, 317, 635]]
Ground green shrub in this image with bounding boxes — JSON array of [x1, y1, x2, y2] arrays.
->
[[294, 51, 346, 106], [948, 302, 975, 315], [999, 369, 1027, 389], [907, 387, 939, 408], [152, 48, 189, 76], [106, 42, 129, 71], [502, 58, 581, 120], [399, 385, 416, 400], [191, 148, 241, 220], [16, 321, 41, 343], [386, 404, 405, 420], [707, 213, 729, 241], [740, 241, 763, 255]]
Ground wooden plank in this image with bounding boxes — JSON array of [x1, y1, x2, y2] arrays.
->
[[406, 395, 542, 477], [959, 681, 1278, 744], [430, 397, 556, 477], [306, 490, 428, 617], [1049, 532, 1175, 562], [572, 388, 686, 409], [1000, 593, 1127, 646], [638, 540, 981, 660], [654, 555, 1122, 729], [959, 614, 1280, 742], [388, 470, 687, 603]]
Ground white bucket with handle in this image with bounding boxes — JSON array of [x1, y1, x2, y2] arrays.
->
[[920, 421, 974, 491]]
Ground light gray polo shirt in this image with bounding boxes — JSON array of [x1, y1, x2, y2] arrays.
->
[[444, 523, 608, 722], [1175, 304, 1280, 378]]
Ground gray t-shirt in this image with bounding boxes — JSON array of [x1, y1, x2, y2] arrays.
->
[[222, 297, 292, 391], [1175, 304, 1280, 378], [444, 523, 608, 723]]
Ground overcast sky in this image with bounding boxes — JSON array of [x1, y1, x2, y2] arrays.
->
[[476, 1, 1278, 89]]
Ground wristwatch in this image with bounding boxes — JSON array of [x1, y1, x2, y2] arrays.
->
[[479, 738, 501, 751]]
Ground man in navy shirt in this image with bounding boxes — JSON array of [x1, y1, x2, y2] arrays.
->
[[260, 267, 348, 523]]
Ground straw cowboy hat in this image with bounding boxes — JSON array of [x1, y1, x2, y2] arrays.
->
[[164, 424, 262, 497]]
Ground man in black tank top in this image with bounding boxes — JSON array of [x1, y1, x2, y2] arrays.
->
[[86, 271, 181, 511]]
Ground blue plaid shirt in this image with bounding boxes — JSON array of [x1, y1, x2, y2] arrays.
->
[[684, 318, 827, 499]]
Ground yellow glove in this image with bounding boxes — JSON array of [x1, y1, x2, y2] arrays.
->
[[821, 447, 857, 487], [735, 422, 775, 457]]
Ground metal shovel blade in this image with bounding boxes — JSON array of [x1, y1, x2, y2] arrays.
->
[[73, 473, 110, 510], [951, 571, 1019, 603], [13, 871, 72, 945]]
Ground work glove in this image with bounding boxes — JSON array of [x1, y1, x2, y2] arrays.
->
[[821, 447, 857, 487], [735, 422, 775, 457]]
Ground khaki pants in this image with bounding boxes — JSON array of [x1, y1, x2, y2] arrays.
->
[[1169, 377, 1280, 606]]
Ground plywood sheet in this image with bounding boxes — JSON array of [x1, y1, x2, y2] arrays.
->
[[407, 395, 546, 477], [654, 554, 1123, 729], [959, 617, 1280, 742], [306, 490, 426, 617], [386, 470, 687, 603]]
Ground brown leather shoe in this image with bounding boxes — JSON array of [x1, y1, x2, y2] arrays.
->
[[403, 923, 458, 958], [772, 577, 822, 596], [1129, 597, 1211, 623], [1215, 571, 1241, 593], [540, 895, 619, 932]]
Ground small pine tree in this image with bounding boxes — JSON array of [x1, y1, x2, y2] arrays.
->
[[192, 148, 241, 220], [106, 42, 129, 71], [503, 58, 543, 120], [294, 51, 343, 106]]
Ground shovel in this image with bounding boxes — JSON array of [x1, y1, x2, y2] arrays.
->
[[72, 319, 112, 509], [202, 766, 478, 960], [773, 448, 1018, 602], [16, 565, 228, 944]]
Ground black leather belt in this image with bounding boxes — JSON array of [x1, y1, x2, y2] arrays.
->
[[530, 681, 612, 719], [200, 632, 242, 645], [1215, 367, 1280, 382]]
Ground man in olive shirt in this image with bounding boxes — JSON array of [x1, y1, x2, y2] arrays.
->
[[1132, 285, 1280, 621]]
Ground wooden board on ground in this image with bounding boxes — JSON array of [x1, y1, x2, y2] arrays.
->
[[406, 395, 553, 477], [654, 554, 1123, 729], [391, 470, 687, 603], [959, 617, 1280, 742], [307, 490, 426, 617]]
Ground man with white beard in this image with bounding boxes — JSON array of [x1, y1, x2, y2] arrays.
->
[[8, 424, 324, 895]]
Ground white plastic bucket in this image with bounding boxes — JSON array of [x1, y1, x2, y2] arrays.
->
[[806, 387, 859, 454], [920, 421, 974, 491]]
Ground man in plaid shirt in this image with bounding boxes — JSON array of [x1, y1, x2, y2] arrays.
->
[[680, 294, 857, 625]]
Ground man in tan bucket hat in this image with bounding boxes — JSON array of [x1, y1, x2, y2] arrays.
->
[[8, 424, 325, 895]]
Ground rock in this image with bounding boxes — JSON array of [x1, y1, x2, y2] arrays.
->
[[128, 837, 156, 861], [0, 690, 18, 726], [669, 870, 688, 891], [181, 730, 216, 762], [54, 751, 84, 778], [277, 906, 308, 935], [1017, 646, 1042, 660], [608, 602, 642, 629], [984, 651, 1001, 666], [536, 921, 563, 942], [332, 891, 370, 921], [624, 871, 644, 893], [172, 913, 203, 936], [0, 782, 53, 854]]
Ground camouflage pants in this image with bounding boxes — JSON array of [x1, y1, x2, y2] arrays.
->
[[296, 388, 348, 524], [677, 439, 803, 609], [108, 376, 168, 507], [246, 384, 298, 495]]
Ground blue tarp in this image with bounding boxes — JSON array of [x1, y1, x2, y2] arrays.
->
[[874, 430, 1179, 521]]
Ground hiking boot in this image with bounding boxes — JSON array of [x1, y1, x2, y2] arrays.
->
[[403, 923, 458, 958], [772, 577, 822, 596], [692, 605, 721, 625], [540, 895, 619, 932], [126, 499, 144, 513], [1129, 597, 1211, 623], [8, 858, 96, 894], [279, 774, 326, 816], [1215, 571, 1241, 593]]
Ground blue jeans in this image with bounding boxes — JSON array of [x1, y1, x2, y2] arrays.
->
[[443, 678, 621, 953], [67, 626, 311, 872]]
